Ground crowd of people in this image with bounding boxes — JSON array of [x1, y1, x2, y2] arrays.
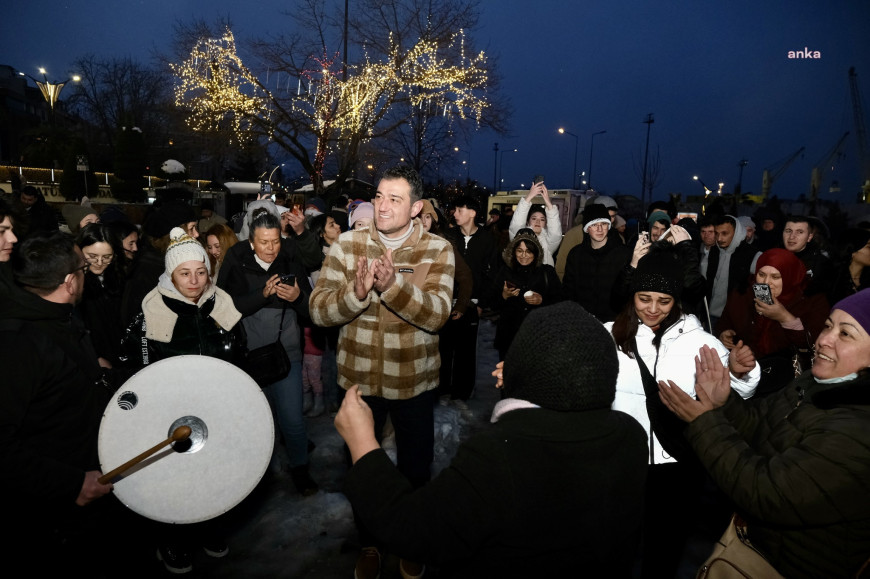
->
[[2, 175, 870, 578]]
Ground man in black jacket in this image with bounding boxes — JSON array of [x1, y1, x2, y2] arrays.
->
[[441, 195, 498, 401], [0, 233, 141, 572], [562, 204, 632, 322]]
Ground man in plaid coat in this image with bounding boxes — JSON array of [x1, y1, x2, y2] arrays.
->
[[310, 165, 454, 577]]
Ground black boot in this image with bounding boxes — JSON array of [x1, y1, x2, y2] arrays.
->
[[290, 464, 319, 497]]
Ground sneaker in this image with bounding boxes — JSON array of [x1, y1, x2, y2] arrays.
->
[[290, 464, 319, 497], [354, 547, 381, 579], [157, 545, 193, 574], [202, 539, 229, 558], [399, 558, 425, 579]]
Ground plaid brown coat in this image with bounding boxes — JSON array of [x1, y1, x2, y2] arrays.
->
[[309, 221, 455, 399]]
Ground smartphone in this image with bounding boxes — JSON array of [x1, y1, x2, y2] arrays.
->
[[505, 280, 517, 290], [532, 175, 545, 186], [753, 283, 774, 305], [279, 273, 297, 286], [639, 231, 650, 244]]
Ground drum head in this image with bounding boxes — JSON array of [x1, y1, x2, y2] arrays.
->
[[99, 356, 274, 524]]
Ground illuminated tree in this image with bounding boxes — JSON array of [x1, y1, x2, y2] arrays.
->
[[169, 0, 502, 193]]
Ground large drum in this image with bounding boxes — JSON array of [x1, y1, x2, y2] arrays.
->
[[99, 356, 274, 524]]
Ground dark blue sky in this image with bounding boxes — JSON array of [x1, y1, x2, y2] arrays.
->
[[3, 0, 869, 202]]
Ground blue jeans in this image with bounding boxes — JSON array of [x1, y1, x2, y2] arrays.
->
[[264, 362, 308, 468]]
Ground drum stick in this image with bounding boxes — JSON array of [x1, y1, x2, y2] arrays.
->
[[98, 426, 192, 485]]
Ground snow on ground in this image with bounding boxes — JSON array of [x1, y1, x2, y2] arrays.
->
[[184, 319, 502, 578]]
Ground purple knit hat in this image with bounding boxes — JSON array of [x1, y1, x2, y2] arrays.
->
[[832, 288, 870, 335]]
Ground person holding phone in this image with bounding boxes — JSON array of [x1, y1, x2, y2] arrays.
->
[[717, 248, 829, 396], [508, 180, 562, 266], [217, 209, 317, 496], [490, 229, 562, 359]]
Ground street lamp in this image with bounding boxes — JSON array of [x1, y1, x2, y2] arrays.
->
[[498, 148, 518, 190], [18, 67, 81, 110], [588, 130, 606, 191], [558, 128, 579, 189], [454, 146, 471, 182]]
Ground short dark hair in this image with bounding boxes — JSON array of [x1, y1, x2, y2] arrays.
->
[[713, 215, 736, 228], [248, 210, 281, 242], [453, 195, 480, 214], [381, 166, 423, 203], [13, 232, 80, 292], [0, 199, 13, 223], [21, 186, 39, 198], [784, 215, 811, 227]]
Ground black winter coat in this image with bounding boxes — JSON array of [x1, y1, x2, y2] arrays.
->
[[562, 239, 632, 322], [491, 263, 562, 355], [686, 371, 870, 577], [0, 286, 111, 525], [119, 292, 243, 369], [345, 408, 647, 578], [217, 239, 310, 361], [78, 267, 125, 364]]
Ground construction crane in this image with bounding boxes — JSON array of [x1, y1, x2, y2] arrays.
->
[[849, 67, 870, 202], [809, 132, 850, 203], [759, 146, 805, 202]]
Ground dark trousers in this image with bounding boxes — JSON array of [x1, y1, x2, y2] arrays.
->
[[352, 389, 436, 548], [438, 307, 479, 400]]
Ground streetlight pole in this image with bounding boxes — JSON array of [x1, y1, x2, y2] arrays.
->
[[588, 130, 606, 191], [499, 148, 518, 190], [492, 142, 499, 192], [693, 175, 712, 215], [558, 128, 579, 189], [19, 67, 81, 111], [641, 113, 654, 207], [454, 147, 471, 184]]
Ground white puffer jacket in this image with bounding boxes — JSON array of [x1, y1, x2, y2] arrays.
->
[[508, 198, 562, 267], [604, 314, 760, 464]]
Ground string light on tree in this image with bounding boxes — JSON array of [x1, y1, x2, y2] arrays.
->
[[171, 27, 489, 188]]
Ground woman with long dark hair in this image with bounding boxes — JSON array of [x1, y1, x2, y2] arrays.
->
[[491, 229, 562, 359], [606, 243, 760, 577], [76, 223, 127, 367]]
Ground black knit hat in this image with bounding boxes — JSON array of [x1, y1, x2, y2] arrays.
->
[[631, 242, 684, 298], [582, 203, 611, 232], [503, 301, 618, 411], [143, 200, 196, 239]]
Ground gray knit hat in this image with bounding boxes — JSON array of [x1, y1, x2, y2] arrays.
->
[[165, 227, 210, 275], [503, 301, 618, 411]]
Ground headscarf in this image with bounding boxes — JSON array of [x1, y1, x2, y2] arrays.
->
[[753, 248, 807, 357], [755, 248, 806, 307]]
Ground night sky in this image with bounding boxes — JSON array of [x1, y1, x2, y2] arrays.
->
[[2, 0, 869, 203]]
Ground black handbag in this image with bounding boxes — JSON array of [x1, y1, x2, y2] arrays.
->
[[244, 304, 291, 387]]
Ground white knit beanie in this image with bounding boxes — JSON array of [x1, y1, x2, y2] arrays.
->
[[165, 227, 211, 276]]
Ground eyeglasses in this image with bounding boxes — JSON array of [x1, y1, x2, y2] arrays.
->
[[85, 254, 114, 265], [70, 263, 90, 276]]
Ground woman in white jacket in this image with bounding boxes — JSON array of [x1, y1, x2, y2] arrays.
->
[[605, 243, 760, 577], [508, 182, 562, 266]]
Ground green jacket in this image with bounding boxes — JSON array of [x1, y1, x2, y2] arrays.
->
[[687, 371, 870, 577]]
